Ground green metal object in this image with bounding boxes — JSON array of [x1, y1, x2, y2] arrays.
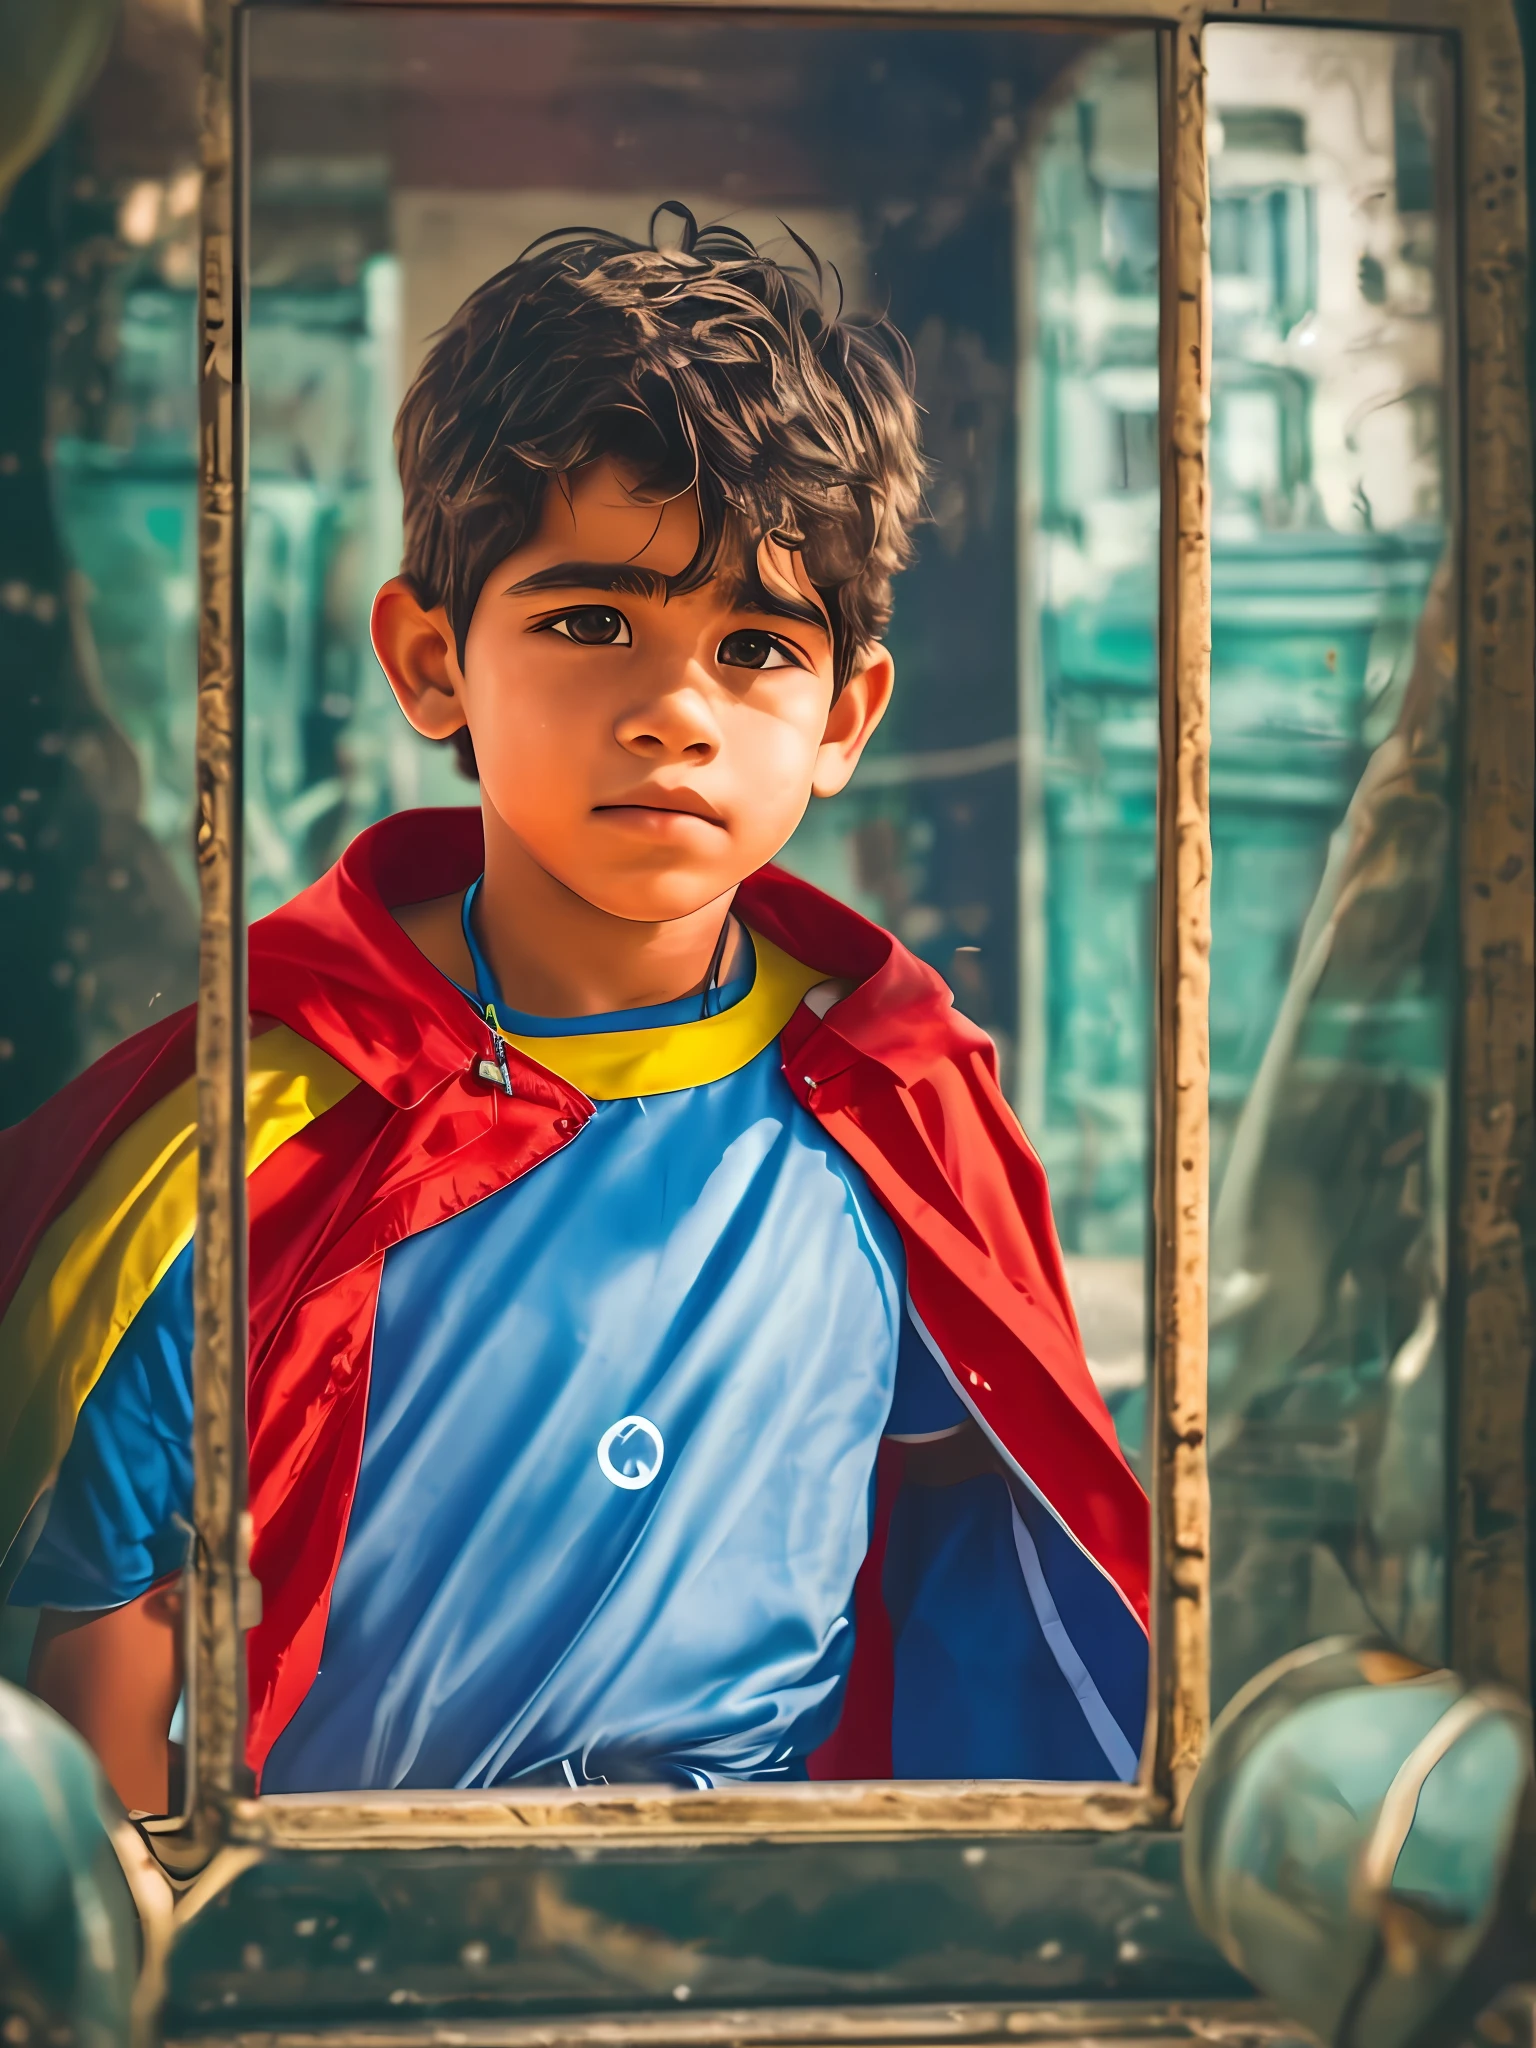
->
[[0, 1680, 143, 2048], [1183, 1638, 1536, 2048]]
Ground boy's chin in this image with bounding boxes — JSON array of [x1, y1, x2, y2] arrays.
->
[[559, 864, 759, 928]]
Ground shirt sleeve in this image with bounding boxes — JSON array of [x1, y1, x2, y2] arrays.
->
[[9, 1239, 195, 1611], [884, 1303, 970, 1440]]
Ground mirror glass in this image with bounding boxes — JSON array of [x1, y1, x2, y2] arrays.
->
[[0, 5, 202, 1804], [236, 4, 1160, 1796], [1203, 25, 1456, 1710], [5, 5, 1162, 1809]]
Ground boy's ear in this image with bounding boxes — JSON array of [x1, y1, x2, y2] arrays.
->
[[371, 577, 468, 742], [811, 648, 895, 800]]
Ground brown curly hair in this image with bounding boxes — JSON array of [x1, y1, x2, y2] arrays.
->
[[393, 205, 926, 777]]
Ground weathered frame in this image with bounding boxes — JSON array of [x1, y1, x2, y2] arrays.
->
[[165, 0, 1532, 1870]]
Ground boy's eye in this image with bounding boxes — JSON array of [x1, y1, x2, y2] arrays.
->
[[547, 607, 631, 646], [718, 630, 796, 671]]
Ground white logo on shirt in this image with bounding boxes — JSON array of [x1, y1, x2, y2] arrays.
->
[[597, 1414, 665, 1491]]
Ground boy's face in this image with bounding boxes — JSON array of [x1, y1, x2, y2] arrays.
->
[[373, 459, 893, 924]]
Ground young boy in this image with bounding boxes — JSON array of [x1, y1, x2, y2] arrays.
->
[[0, 215, 1147, 1812]]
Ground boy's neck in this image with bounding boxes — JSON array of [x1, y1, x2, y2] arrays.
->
[[479, 829, 745, 1019], [394, 802, 747, 1021]]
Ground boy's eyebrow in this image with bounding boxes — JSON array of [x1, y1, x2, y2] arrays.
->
[[506, 562, 670, 600], [728, 578, 831, 636]]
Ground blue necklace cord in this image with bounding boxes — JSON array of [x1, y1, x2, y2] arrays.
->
[[460, 876, 498, 1013], [460, 877, 740, 1025], [698, 912, 733, 1020]]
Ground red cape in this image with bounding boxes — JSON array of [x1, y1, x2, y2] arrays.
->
[[1, 808, 1147, 1777]]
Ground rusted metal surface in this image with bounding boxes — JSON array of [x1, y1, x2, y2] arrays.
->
[[190, 0, 251, 1839], [229, 1783, 1159, 1851], [109, 1816, 179, 2048], [166, 2004, 1312, 2048], [248, 0, 1192, 14], [1151, 7, 1212, 1829], [237, 0, 1480, 22], [1452, 0, 1534, 1699], [256, 0, 1474, 22]]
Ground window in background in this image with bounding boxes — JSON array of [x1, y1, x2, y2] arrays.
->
[[1203, 26, 1454, 1708]]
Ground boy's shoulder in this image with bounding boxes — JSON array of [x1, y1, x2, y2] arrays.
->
[[737, 858, 1000, 1090], [0, 1008, 359, 1559]]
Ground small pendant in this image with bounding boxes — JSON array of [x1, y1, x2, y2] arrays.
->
[[479, 1002, 515, 1094]]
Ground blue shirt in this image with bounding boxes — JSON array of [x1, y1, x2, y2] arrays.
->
[[18, 924, 975, 1787], [268, 1029, 955, 1790], [14, 907, 1140, 1786]]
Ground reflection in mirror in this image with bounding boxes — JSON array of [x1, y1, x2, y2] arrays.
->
[[0, 9, 202, 1790], [1203, 28, 1455, 1710], [2, 10, 1158, 1809], [1016, 40, 1159, 1479]]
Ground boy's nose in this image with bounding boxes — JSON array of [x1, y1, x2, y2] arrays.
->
[[613, 670, 721, 763]]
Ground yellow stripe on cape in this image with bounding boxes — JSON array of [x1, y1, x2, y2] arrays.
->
[[0, 1026, 358, 1563], [495, 930, 825, 1099]]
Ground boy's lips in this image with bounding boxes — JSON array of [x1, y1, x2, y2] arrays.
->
[[593, 792, 726, 829]]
